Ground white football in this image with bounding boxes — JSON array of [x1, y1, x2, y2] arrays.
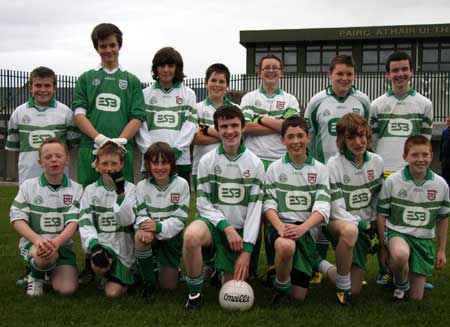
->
[[219, 280, 254, 311]]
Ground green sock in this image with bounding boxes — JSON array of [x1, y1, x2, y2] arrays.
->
[[135, 249, 155, 283], [186, 275, 204, 294]]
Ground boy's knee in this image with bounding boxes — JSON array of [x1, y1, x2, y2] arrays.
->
[[339, 224, 358, 247], [183, 229, 202, 250], [275, 238, 295, 258], [55, 283, 78, 296], [389, 247, 409, 264]]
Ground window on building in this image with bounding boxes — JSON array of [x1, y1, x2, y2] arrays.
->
[[421, 41, 450, 71], [362, 43, 412, 72], [305, 44, 352, 72], [254, 45, 298, 73]]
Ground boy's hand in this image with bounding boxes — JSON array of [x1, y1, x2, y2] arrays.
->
[[435, 250, 447, 269], [224, 226, 243, 252], [35, 237, 57, 258], [91, 244, 111, 269], [110, 138, 127, 153], [233, 252, 251, 281], [94, 134, 110, 148], [140, 220, 156, 232], [108, 171, 125, 195], [136, 229, 154, 244], [284, 224, 306, 240]]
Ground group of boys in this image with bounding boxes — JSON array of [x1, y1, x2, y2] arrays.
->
[[6, 22, 449, 309]]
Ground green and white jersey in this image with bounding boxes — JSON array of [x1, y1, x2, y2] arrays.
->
[[72, 66, 146, 147], [377, 166, 450, 239], [6, 97, 79, 185], [264, 153, 330, 224], [370, 88, 433, 172], [304, 86, 370, 164], [9, 174, 82, 251], [136, 81, 197, 166], [241, 87, 299, 161], [78, 178, 136, 268], [192, 97, 234, 175], [327, 151, 384, 225], [135, 175, 189, 240], [197, 144, 265, 252]]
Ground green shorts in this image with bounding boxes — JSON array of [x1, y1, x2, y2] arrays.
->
[[153, 232, 183, 269], [268, 224, 321, 277], [387, 229, 435, 277], [197, 216, 244, 273], [77, 145, 135, 186], [327, 227, 369, 271], [103, 246, 134, 285], [20, 243, 77, 268]]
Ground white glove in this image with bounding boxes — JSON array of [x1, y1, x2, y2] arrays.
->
[[94, 134, 110, 148], [110, 138, 127, 146]]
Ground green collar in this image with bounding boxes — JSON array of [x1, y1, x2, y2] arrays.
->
[[205, 96, 231, 108], [217, 143, 246, 161], [39, 173, 69, 190], [402, 165, 433, 184], [344, 149, 370, 165], [154, 81, 181, 92], [259, 86, 282, 98], [148, 175, 176, 192], [326, 85, 355, 102], [283, 152, 314, 168], [28, 96, 57, 110], [96, 176, 116, 191], [387, 87, 416, 99]]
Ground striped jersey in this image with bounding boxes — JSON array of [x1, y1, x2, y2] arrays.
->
[[377, 166, 450, 239], [9, 174, 82, 251], [304, 86, 371, 163], [241, 87, 299, 161], [264, 153, 330, 224], [327, 151, 384, 225], [196, 144, 265, 252], [78, 178, 136, 268], [6, 97, 79, 185], [370, 88, 433, 172], [136, 81, 197, 166], [135, 175, 190, 240]]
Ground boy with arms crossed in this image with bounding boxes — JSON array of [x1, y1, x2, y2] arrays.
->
[[377, 135, 449, 301], [10, 138, 82, 296], [326, 113, 384, 305], [78, 142, 136, 297], [183, 105, 265, 310], [134, 142, 190, 297]]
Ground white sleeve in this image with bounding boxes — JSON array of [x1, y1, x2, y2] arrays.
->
[[113, 183, 136, 227], [78, 188, 99, 253], [312, 164, 331, 223], [173, 92, 198, 151], [263, 164, 278, 213], [134, 184, 151, 229], [9, 185, 30, 223], [5, 109, 19, 151]]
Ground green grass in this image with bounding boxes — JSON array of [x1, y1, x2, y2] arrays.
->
[[1, 185, 450, 327]]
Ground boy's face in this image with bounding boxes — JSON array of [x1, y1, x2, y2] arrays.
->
[[38, 143, 69, 177], [217, 116, 242, 149], [403, 144, 432, 176], [148, 154, 171, 185], [157, 64, 176, 85], [30, 77, 56, 107], [386, 59, 412, 90], [206, 72, 228, 100], [329, 64, 355, 97], [97, 34, 120, 67], [96, 153, 123, 176], [344, 127, 368, 159], [281, 126, 310, 158], [259, 58, 283, 86]]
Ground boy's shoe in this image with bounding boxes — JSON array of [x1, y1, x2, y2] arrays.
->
[[142, 281, 156, 298], [78, 268, 95, 284], [376, 273, 393, 286], [208, 269, 222, 288], [185, 292, 202, 311], [393, 288, 409, 302], [26, 276, 44, 296], [424, 281, 434, 290], [271, 292, 291, 309], [336, 290, 351, 306], [310, 272, 324, 284]]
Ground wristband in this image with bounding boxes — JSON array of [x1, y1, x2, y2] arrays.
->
[[257, 116, 264, 125]]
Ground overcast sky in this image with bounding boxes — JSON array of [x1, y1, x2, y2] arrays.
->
[[0, 0, 449, 82]]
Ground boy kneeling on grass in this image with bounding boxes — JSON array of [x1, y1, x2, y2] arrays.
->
[[10, 137, 83, 296], [377, 135, 449, 301]]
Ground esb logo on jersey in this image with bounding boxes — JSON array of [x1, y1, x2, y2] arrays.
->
[[171, 193, 180, 204], [307, 173, 317, 184], [427, 190, 437, 200], [176, 96, 183, 104], [63, 194, 73, 205], [96, 93, 121, 112], [29, 130, 56, 149], [276, 101, 285, 109]]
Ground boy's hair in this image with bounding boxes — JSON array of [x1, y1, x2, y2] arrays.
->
[[258, 54, 283, 71], [281, 115, 308, 137], [144, 142, 177, 177], [95, 141, 125, 162], [336, 113, 372, 154], [329, 55, 355, 72], [38, 137, 68, 158], [205, 63, 230, 85], [213, 104, 245, 130], [29, 66, 57, 86], [91, 23, 123, 50], [152, 47, 185, 84], [385, 51, 412, 72], [403, 135, 432, 156]]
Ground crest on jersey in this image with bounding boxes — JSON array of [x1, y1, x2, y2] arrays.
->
[[307, 173, 317, 184], [367, 169, 374, 181], [214, 165, 222, 175], [279, 173, 287, 183], [243, 169, 251, 178], [343, 174, 351, 184], [144, 194, 151, 203], [118, 79, 128, 90], [33, 195, 43, 205], [92, 78, 101, 86], [323, 109, 331, 117], [398, 189, 407, 198], [383, 105, 392, 113], [255, 100, 262, 107], [171, 193, 180, 204], [427, 190, 437, 201], [176, 96, 183, 104], [276, 101, 285, 109], [92, 196, 99, 206], [63, 194, 73, 205], [150, 96, 158, 104], [22, 115, 31, 124]]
